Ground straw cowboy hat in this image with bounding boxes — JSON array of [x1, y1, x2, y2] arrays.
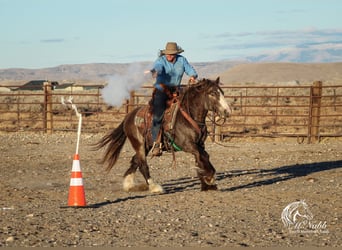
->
[[161, 42, 184, 55]]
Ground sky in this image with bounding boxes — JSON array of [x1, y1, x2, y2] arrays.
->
[[1, 0, 342, 69]]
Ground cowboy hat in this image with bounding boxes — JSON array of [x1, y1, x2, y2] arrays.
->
[[161, 42, 184, 55]]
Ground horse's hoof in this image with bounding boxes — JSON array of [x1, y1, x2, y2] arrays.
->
[[126, 184, 149, 192], [148, 179, 164, 193], [123, 174, 135, 192], [201, 184, 218, 191], [149, 184, 164, 193]]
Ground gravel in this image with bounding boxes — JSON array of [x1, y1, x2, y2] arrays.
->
[[0, 132, 341, 247]]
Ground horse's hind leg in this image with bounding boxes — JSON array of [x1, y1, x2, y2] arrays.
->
[[139, 161, 164, 193], [121, 107, 162, 193], [122, 155, 140, 192], [123, 154, 164, 193]]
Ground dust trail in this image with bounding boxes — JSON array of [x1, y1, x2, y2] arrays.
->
[[101, 62, 152, 107]]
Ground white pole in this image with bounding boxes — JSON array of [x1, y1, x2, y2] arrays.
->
[[61, 97, 82, 155], [73, 104, 82, 155]]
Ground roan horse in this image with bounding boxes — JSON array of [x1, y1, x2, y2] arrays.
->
[[94, 77, 231, 193]]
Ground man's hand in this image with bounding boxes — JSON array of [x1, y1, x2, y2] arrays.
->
[[144, 69, 157, 78], [189, 76, 197, 84]]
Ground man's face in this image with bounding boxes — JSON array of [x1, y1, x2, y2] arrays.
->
[[166, 54, 176, 62]]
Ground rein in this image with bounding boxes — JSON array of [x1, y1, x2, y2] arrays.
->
[[177, 102, 201, 134], [206, 113, 227, 126], [177, 83, 203, 134], [178, 81, 222, 135]]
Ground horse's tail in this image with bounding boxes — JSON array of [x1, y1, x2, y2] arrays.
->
[[93, 120, 127, 172]]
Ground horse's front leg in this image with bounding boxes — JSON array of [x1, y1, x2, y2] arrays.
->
[[194, 148, 218, 191]]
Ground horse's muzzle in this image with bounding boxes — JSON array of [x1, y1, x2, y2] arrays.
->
[[215, 109, 230, 124], [223, 109, 230, 118], [220, 107, 231, 120]]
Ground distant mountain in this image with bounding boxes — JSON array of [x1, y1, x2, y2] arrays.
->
[[0, 63, 150, 84], [0, 61, 240, 85]]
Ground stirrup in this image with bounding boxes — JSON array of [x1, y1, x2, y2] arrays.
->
[[151, 142, 162, 157]]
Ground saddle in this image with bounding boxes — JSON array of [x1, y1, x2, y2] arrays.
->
[[134, 92, 180, 152]]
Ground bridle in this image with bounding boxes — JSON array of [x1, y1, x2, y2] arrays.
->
[[206, 112, 227, 126], [193, 80, 227, 127]]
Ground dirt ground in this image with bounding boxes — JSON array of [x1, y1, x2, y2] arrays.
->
[[0, 132, 341, 247]]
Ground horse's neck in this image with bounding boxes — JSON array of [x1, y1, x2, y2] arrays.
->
[[181, 91, 208, 123]]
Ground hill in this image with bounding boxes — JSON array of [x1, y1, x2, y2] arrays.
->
[[218, 62, 342, 84]]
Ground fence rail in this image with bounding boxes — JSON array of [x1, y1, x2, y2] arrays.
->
[[0, 81, 341, 143]]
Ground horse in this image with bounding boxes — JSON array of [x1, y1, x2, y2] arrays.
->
[[94, 77, 232, 193]]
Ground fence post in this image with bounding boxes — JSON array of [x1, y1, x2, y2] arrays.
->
[[308, 81, 322, 143], [128, 90, 135, 113], [43, 81, 53, 134], [214, 116, 221, 142]]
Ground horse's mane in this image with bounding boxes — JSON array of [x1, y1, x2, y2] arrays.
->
[[179, 78, 222, 107], [181, 78, 220, 101], [178, 79, 204, 108], [191, 78, 216, 90]]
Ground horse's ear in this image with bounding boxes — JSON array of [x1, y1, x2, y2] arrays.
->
[[215, 77, 220, 83]]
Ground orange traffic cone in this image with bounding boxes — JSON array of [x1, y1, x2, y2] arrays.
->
[[67, 153, 86, 207]]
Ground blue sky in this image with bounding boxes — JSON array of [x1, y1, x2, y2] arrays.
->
[[1, 0, 341, 69]]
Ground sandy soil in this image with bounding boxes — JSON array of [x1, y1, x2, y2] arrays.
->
[[0, 132, 341, 247]]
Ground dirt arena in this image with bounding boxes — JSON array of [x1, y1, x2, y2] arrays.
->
[[0, 132, 341, 247]]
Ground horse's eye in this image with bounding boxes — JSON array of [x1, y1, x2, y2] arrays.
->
[[210, 90, 219, 96]]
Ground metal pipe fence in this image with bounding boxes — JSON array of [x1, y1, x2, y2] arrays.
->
[[218, 82, 342, 143], [0, 82, 341, 143]]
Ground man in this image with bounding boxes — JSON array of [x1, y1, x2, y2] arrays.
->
[[146, 42, 198, 156]]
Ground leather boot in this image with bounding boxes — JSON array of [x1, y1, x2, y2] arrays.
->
[[151, 142, 162, 157]]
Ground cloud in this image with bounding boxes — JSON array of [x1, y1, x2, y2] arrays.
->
[[208, 28, 342, 62], [212, 28, 342, 52], [246, 43, 342, 63], [296, 40, 342, 48], [215, 41, 283, 50], [40, 38, 65, 43]]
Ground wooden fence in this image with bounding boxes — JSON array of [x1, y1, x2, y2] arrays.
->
[[0, 81, 341, 143]]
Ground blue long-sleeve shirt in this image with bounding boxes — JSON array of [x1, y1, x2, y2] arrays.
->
[[152, 55, 198, 90]]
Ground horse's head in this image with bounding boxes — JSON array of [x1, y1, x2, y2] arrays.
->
[[194, 77, 232, 120]]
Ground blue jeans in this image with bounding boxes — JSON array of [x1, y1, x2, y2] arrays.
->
[[151, 89, 168, 142]]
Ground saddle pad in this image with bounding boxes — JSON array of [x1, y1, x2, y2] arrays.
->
[[135, 106, 151, 131]]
